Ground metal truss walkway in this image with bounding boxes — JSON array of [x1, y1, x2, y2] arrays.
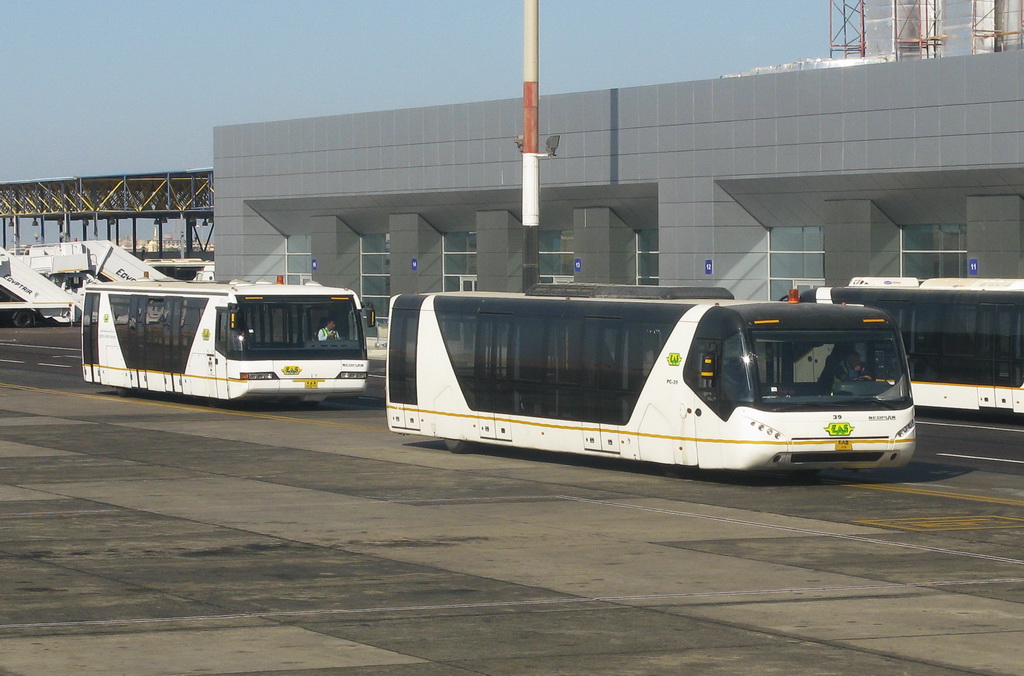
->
[[0, 169, 214, 257]]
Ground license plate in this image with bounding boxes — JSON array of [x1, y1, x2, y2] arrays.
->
[[835, 440, 852, 451], [303, 380, 320, 389]]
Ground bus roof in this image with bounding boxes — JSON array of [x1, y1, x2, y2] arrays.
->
[[402, 291, 895, 329], [848, 277, 921, 287], [526, 283, 733, 300], [918, 278, 1024, 290], [84, 279, 359, 298]]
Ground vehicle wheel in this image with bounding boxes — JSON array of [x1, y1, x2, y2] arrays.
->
[[11, 311, 35, 328], [114, 387, 132, 398], [445, 439, 476, 454]]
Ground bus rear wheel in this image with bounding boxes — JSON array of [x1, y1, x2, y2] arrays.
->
[[445, 439, 476, 454]]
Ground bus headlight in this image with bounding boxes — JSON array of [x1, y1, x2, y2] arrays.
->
[[749, 419, 783, 440], [240, 372, 278, 381], [895, 420, 915, 438], [336, 371, 367, 379]]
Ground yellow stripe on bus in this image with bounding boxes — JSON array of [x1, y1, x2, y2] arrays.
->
[[386, 405, 913, 448]]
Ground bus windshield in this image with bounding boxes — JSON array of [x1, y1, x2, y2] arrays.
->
[[229, 296, 365, 360], [724, 328, 911, 412]]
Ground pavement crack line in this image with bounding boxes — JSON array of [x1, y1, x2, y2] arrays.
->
[[0, 576, 1021, 632]]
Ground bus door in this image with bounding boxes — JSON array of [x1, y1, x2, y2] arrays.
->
[[581, 318, 624, 455], [211, 308, 232, 399], [681, 318, 742, 469], [688, 338, 728, 467], [387, 303, 422, 432], [978, 303, 1016, 409], [127, 295, 148, 390], [82, 292, 99, 382], [476, 313, 512, 442]]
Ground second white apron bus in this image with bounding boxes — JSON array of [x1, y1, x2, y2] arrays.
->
[[386, 284, 916, 473], [82, 279, 375, 402], [806, 276, 1024, 414]]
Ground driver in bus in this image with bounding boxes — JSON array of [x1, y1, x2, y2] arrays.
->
[[836, 349, 872, 382], [317, 319, 339, 341]]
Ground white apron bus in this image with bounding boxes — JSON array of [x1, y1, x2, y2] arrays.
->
[[805, 277, 1024, 413], [386, 285, 916, 473], [82, 280, 373, 402]]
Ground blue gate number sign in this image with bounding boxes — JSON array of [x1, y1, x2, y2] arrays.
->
[[574, 258, 582, 272], [705, 259, 713, 275], [411, 258, 418, 271], [969, 258, 979, 275], [311, 258, 317, 271]]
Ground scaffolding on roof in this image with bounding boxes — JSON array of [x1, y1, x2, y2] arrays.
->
[[830, 0, 1024, 60]]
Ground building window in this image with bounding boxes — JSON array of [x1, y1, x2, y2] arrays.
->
[[769, 227, 824, 300], [443, 231, 477, 291], [636, 229, 659, 286], [361, 233, 390, 317], [539, 229, 575, 283], [286, 235, 311, 285], [902, 224, 967, 279]]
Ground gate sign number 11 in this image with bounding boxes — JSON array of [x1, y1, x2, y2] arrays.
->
[[705, 259, 713, 275], [969, 258, 979, 275]]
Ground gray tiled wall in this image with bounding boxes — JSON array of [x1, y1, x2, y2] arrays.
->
[[215, 49, 1024, 297]]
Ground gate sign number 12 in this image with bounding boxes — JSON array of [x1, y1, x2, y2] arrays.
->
[[705, 259, 713, 275]]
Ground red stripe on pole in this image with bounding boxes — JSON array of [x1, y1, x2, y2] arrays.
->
[[523, 81, 538, 154]]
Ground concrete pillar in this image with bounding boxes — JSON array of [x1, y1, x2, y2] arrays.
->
[[310, 216, 361, 290], [476, 210, 523, 292], [389, 213, 441, 294], [572, 207, 634, 284], [823, 200, 899, 285], [966, 195, 1024, 278]]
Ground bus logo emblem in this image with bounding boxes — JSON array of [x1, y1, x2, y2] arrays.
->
[[282, 366, 302, 375], [666, 352, 682, 366], [825, 422, 854, 436], [201, 329, 210, 340]]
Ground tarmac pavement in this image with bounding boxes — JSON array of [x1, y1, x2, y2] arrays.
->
[[1, 379, 1023, 674]]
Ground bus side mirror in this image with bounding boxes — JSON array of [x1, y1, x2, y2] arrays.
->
[[364, 305, 376, 327], [228, 304, 241, 330], [700, 354, 717, 378]]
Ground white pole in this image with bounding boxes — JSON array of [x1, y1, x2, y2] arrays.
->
[[522, 0, 540, 289]]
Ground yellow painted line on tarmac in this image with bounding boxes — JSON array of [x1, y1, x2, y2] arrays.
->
[[0, 381, 384, 434], [850, 482, 1024, 508], [854, 515, 1024, 532]]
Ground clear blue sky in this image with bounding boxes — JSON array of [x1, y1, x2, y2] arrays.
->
[[1, 0, 829, 182]]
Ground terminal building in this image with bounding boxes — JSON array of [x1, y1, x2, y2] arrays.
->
[[149, 3, 1024, 309]]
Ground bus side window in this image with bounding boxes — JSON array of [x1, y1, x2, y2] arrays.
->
[[685, 339, 722, 411], [215, 309, 231, 356]]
